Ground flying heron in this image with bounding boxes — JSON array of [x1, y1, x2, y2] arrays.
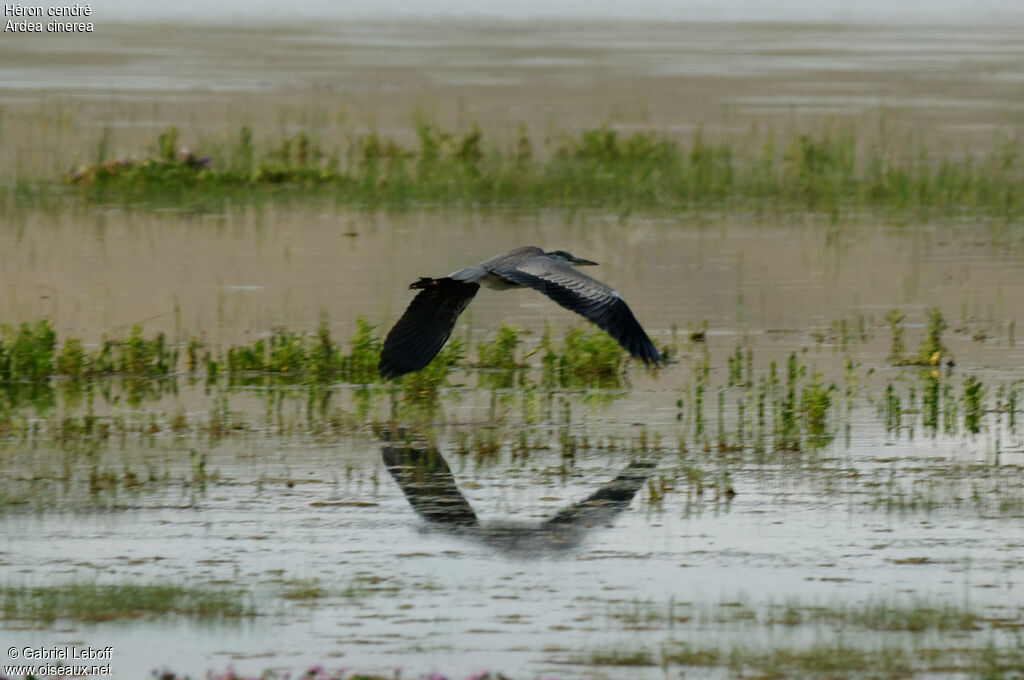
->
[[378, 246, 662, 380]]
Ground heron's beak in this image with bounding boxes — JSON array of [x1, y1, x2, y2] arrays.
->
[[572, 257, 598, 266]]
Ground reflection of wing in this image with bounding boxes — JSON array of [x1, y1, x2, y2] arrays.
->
[[378, 277, 480, 381], [544, 459, 655, 527], [493, 256, 662, 365], [382, 443, 479, 527], [382, 434, 658, 553]]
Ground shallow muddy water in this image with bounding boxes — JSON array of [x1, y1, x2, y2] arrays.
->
[[2, 209, 1023, 351], [2, 209, 1024, 678]]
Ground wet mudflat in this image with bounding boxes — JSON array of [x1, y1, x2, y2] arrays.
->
[[2, 14, 1024, 680]]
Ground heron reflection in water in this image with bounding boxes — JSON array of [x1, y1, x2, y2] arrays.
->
[[382, 436, 655, 555], [379, 247, 663, 380]]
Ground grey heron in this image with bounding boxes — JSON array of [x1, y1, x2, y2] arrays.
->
[[378, 246, 662, 380]]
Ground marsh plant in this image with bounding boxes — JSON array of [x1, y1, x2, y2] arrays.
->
[[542, 326, 629, 389], [888, 307, 951, 367], [476, 323, 524, 389], [0, 581, 253, 623], [48, 122, 1024, 219]]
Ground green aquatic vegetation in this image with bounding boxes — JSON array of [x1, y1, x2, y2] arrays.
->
[[278, 578, 326, 601], [185, 336, 203, 372], [254, 131, 336, 184], [48, 325, 177, 379], [122, 324, 174, 375], [801, 371, 836, 448], [716, 389, 727, 450], [225, 337, 269, 373], [471, 426, 503, 461], [476, 323, 524, 390], [587, 646, 657, 666], [476, 323, 522, 370], [750, 642, 912, 678], [341, 317, 383, 384], [692, 356, 709, 443], [886, 309, 906, 361], [48, 121, 1024, 218], [0, 320, 56, 382], [189, 449, 208, 485], [664, 638, 1007, 679], [822, 315, 868, 349], [921, 370, 941, 433], [726, 344, 744, 387], [267, 329, 309, 374], [963, 374, 985, 434], [851, 598, 979, 632], [1007, 385, 1018, 432], [885, 382, 902, 433], [889, 307, 950, 366], [55, 336, 87, 378], [223, 320, 382, 384], [782, 130, 856, 215], [768, 596, 980, 632], [590, 594, 1008, 678], [774, 353, 802, 451], [703, 352, 842, 454], [158, 125, 179, 162], [400, 337, 466, 403], [943, 381, 958, 434], [541, 326, 626, 389], [0, 581, 253, 623], [919, 306, 949, 364]]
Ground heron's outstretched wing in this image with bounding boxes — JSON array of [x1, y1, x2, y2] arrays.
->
[[494, 256, 662, 366], [378, 277, 480, 381]]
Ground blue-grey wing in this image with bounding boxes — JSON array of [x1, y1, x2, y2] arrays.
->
[[494, 256, 662, 366]]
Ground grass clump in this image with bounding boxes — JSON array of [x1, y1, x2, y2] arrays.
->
[[770, 596, 980, 632], [0, 321, 175, 382], [93, 324, 175, 376], [0, 320, 57, 382], [542, 326, 627, 389], [587, 646, 657, 666], [752, 643, 912, 678], [801, 371, 836, 448], [55, 122, 1024, 219], [400, 338, 466, 403], [963, 374, 985, 434], [476, 323, 522, 371], [889, 307, 951, 367], [222, 318, 384, 384], [341, 317, 384, 384], [0, 581, 253, 623], [476, 323, 523, 389]]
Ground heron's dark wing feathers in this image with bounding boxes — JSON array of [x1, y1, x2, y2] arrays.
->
[[378, 277, 480, 380], [496, 256, 662, 366]]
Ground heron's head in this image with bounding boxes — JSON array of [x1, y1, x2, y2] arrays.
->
[[546, 250, 598, 267]]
